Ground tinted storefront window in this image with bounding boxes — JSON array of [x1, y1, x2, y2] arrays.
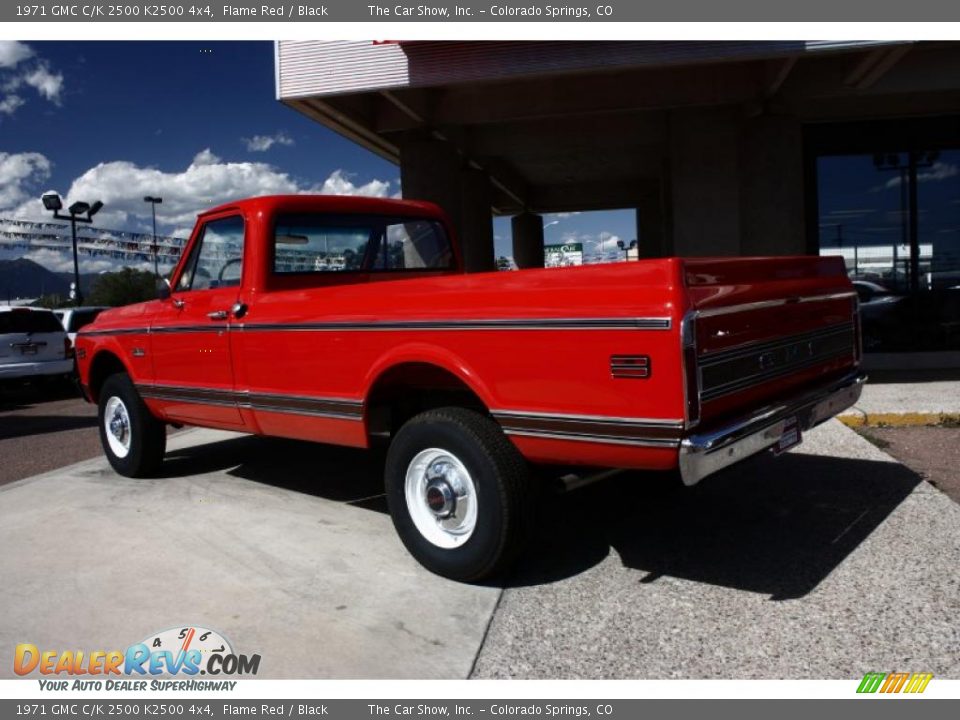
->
[[811, 120, 960, 353]]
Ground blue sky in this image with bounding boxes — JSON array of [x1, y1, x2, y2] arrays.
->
[[0, 40, 637, 273]]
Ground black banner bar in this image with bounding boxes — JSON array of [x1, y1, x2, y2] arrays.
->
[[5, 0, 960, 23]]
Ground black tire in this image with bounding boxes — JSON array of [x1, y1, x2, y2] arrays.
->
[[98, 373, 166, 477], [385, 407, 532, 582]]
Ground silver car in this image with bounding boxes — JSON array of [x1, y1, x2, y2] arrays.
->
[[0, 307, 74, 383]]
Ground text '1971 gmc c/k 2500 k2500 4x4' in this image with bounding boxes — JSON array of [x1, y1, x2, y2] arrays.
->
[[76, 195, 865, 581]]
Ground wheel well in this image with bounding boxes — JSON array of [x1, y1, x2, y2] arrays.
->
[[366, 363, 489, 442], [87, 351, 129, 403]]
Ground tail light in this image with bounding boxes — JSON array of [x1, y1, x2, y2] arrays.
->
[[852, 295, 863, 364], [64, 336, 74, 359], [681, 312, 701, 428]]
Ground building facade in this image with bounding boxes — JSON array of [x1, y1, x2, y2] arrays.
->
[[276, 40, 960, 352]]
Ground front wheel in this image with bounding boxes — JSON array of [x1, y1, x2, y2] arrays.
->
[[98, 373, 166, 477], [385, 407, 532, 582]]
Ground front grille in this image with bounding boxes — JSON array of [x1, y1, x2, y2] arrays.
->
[[699, 322, 855, 402]]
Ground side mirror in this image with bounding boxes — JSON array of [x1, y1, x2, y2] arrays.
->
[[157, 278, 172, 300]]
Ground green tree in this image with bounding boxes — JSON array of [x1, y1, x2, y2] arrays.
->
[[87, 268, 158, 307], [33, 294, 67, 309]]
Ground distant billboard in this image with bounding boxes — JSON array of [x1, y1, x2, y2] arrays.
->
[[544, 243, 583, 268]]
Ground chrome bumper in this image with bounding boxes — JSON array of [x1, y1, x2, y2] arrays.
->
[[678, 370, 866, 486]]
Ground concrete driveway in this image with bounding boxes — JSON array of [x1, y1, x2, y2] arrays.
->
[[1, 421, 958, 679]]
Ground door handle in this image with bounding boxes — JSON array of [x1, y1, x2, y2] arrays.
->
[[207, 310, 229, 321]]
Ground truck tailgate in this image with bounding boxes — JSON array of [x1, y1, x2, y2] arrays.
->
[[681, 256, 860, 426]]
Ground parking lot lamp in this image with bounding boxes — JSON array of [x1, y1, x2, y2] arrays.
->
[[144, 196, 163, 277], [42, 193, 103, 306]]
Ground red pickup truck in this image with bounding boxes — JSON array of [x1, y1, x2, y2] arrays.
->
[[76, 195, 864, 580]]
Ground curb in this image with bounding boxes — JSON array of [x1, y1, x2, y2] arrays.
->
[[838, 411, 960, 428]]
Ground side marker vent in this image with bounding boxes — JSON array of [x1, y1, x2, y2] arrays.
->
[[611, 355, 650, 379]]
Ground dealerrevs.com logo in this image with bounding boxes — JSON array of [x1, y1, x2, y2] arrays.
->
[[14, 626, 260, 691]]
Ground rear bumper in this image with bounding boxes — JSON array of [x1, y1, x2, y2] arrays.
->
[[678, 370, 866, 486], [0, 359, 73, 380]]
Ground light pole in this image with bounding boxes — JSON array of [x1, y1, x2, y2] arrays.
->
[[144, 196, 163, 278], [42, 193, 103, 306], [873, 150, 938, 293], [616, 239, 638, 261]]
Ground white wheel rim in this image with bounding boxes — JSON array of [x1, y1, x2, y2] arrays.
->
[[104, 396, 132, 459], [404, 448, 478, 549]]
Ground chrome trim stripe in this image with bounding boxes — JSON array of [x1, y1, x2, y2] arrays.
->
[[151, 324, 229, 334], [237, 317, 672, 332], [502, 428, 681, 448], [695, 291, 856, 319], [137, 384, 364, 420], [79, 327, 148, 337], [700, 321, 856, 366], [493, 410, 683, 448], [491, 409, 683, 427], [699, 348, 855, 402], [81, 317, 672, 337]]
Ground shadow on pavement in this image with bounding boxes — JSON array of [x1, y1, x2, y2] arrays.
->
[[0, 380, 79, 410], [864, 368, 960, 384], [0, 414, 98, 440], [159, 434, 388, 512], [510, 451, 923, 599], [153, 433, 922, 600]]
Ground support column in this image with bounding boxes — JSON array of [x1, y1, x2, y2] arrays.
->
[[400, 137, 496, 272], [511, 212, 545, 269], [400, 136, 463, 244], [668, 107, 741, 256], [459, 168, 495, 272], [636, 190, 667, 258], [738, 114, 805, 256]]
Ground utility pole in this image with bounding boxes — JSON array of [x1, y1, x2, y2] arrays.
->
[[144, 196, 163, 278]]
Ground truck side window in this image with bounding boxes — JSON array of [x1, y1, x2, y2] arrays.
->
[[373, 220, 453, 271], [272, 214, 452, 274], [179, 216, 245, 291]]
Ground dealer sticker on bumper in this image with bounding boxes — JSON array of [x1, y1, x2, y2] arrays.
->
[[774, 416, 802, 454]]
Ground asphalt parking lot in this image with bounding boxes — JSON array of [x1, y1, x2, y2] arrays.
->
[[1, 390, 959, 679]]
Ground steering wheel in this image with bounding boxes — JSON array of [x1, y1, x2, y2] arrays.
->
[[218, 258, 242, 284]]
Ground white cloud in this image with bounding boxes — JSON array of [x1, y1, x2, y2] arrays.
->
[[242, 131, 295, 152], [595, 231, 623, 253], [0, 42, 32, 69], [557, 230, 624, 260], [0, 246, 117, 274], [23, 65, 63, 104], [4, 150, 394, 251], [191, 148, 221, 166], [317, 169, 391, 198], [0, 43, 64, 117], [0, 94, 24, 115], [0, 152, 53, 210], [883, 162, 958, 189]]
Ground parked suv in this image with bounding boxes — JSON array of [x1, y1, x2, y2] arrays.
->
[[54, 306, 108, 345], [0, 307, 74, 384]]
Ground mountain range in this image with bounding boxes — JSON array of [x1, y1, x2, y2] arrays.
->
[[0, 258, 100, 303]]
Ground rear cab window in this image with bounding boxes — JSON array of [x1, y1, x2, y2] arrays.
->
[[272, 214, 453, 275]]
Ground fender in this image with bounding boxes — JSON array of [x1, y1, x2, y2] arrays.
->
[[363, 341, 497, 411]]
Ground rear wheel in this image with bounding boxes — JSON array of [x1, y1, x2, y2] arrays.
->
[[385, 407, 532, 582], [98, 373, 166, 477]]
